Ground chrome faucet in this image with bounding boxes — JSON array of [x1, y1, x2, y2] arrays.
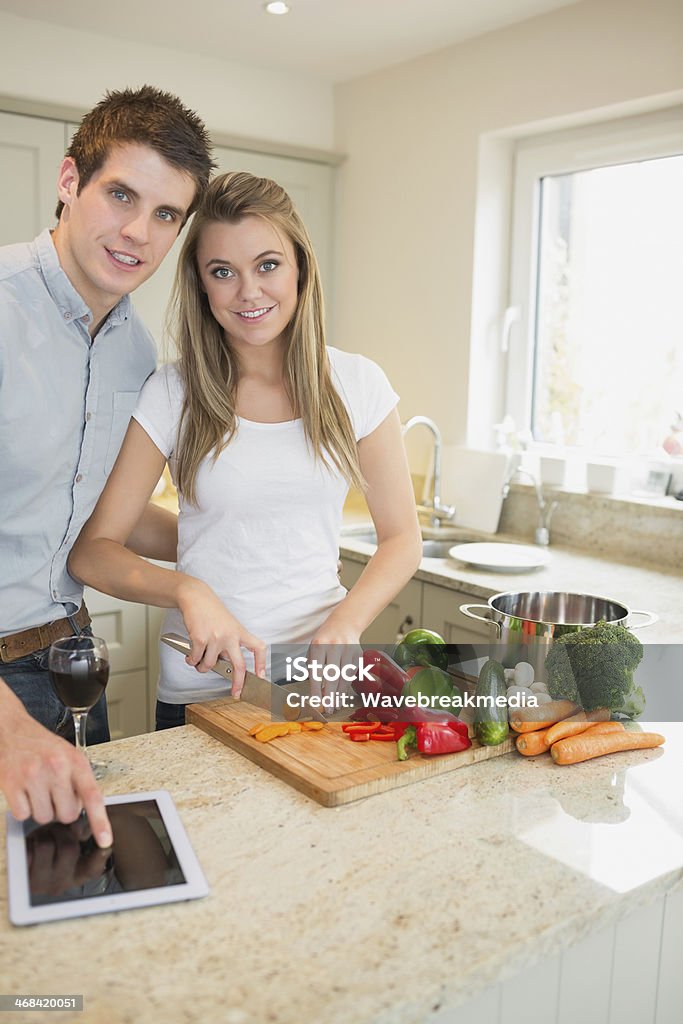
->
[[502, 463, 558, 546], [402, 415, 456, 528]]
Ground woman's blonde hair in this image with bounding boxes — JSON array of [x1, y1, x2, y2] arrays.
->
[[168, 171, 363, 505]]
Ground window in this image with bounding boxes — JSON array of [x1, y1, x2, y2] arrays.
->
[[506, 108, 683, 458]]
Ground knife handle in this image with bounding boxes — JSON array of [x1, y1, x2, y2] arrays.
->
[[160, 632, 234, 678]]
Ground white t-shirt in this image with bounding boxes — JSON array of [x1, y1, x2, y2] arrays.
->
[[133, 346, 399, 703]]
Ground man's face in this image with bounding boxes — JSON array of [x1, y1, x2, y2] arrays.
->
[[53, 142, 197, 320]]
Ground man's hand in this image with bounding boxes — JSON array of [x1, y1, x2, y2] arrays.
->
[[27, 819, 112, 896], [0, 679, 112, 848]]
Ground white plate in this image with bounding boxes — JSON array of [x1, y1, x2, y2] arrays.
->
[[448, 542, 549, 572]]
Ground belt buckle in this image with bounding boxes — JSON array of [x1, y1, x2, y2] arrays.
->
[[0, 642, 10, 664]]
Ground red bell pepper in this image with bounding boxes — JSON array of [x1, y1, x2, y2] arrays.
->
[[357, 650, 408, 696], [397, 720, 471, 761]]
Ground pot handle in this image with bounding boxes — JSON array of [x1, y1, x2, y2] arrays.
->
[[459, 603, 501, 639], [628, 609, 658, 629]]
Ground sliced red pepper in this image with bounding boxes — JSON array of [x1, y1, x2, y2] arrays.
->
[[342, 722, 382, 733], [369, 732, 396, 741], [349, 731, 372, 742]]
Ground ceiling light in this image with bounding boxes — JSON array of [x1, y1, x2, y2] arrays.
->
[[264, 1, 290, 13]]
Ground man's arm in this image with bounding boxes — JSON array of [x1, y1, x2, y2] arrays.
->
[[125, 502, 178, 564], [0, 678, 112, 848]]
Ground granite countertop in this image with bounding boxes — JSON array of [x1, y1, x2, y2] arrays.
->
[[340, 523, 683, 644], [2, 720, 683, 1024]]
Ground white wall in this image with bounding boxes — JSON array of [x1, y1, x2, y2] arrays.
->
[[0, 10, 334, 150], [333, 0, 683, 454]]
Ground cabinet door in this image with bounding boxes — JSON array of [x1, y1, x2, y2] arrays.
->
[[106, 669, 148, 740], [0, 111, 65, 245], [422, 581, 494, 647], [146, 604, 167, 728], [84, 588, 147, 675], [340, 558, 423, 645]]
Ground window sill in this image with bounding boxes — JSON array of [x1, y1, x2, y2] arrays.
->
[[510, 480, 682, 514]]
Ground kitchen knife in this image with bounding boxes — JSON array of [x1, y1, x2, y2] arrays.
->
[[160, 632, 328, 722]]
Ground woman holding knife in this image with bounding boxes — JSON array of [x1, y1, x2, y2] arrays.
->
[[69, 171, 421, 728]]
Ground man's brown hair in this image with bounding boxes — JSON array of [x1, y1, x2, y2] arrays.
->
[[55, 85, 215, 219]]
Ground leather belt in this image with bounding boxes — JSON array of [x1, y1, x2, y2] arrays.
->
[[0, 604, 91, 663]]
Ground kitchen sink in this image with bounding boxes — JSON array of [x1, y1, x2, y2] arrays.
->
[[421, 539, 457, 558], [341, 529, 466, 559]]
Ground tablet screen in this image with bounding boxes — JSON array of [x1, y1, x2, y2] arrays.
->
[[24, 799, 185, 907]]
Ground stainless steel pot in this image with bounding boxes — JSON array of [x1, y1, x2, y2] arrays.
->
[[460, 590, 657, 642]]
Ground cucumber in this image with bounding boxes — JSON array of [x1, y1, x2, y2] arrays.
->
[[474, 659, 509, 746]]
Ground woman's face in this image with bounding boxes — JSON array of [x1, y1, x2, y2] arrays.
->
[[196, 215, 299, 352]]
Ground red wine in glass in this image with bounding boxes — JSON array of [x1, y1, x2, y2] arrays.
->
[[48, 636, 110, 779]]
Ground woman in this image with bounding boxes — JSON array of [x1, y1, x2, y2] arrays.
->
[[69, 172, 421, 728]]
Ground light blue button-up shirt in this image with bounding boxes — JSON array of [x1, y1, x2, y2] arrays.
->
[[0, 229, 156, 635]]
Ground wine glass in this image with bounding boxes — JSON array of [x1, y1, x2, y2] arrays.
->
[[48, 636, 110, 780]]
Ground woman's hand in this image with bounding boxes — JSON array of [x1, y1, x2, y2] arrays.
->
[[176, 578, 267, 697], [308, 614, 362, 699]]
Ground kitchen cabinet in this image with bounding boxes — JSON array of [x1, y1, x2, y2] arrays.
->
[[146, 603, 166, 730], [440, 889, 683, 1024], [422, 579, 494, 646], [0, 110, 67, 245], [84, 588, 152, 738], [340, 556, 486, 646], [104, 669, 148, 742]]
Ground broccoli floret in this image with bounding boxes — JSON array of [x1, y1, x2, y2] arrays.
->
[[544, 620, 644, 717], [613, 684, 646, 720]]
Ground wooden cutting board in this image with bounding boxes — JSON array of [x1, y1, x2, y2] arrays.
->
[[186, 685, 515, 807]]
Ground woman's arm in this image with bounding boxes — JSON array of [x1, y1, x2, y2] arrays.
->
[[311, 408, 422, 646], [68, 420, 266, 688], [126, 503, 178, 564]]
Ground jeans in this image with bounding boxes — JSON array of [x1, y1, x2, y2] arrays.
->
[[1, 625, 110, 745], [155, 700, 187, 731]]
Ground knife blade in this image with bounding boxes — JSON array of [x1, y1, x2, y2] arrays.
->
[[160, 632, 327, 722]]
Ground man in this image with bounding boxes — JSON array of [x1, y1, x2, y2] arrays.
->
[[0, 86, 215, 749]]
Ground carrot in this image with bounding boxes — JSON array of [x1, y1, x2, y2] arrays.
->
[[300, 720, 325, 731], [550, 731, 664, 765], [545, 708, 610, 745], [581, 721, 625, 738], [254, 723, 291, 742], [516, 728, 551, 756], [510, 700, 580, 733]]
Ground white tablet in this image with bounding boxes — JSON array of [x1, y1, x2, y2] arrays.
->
[[6, 790, 209, 926]]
